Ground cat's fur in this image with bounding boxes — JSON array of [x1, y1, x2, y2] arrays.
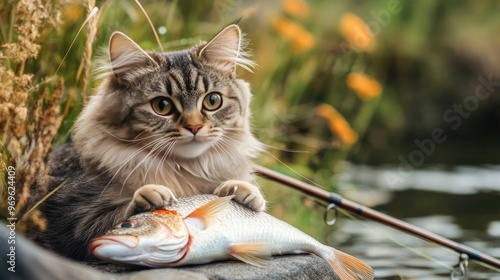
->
[[33, 25, 265, 260]]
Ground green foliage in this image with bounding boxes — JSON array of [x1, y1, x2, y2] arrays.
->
[[4, 0, 499, 240]]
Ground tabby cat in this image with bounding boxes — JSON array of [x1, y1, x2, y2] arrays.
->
[[35, 24, 265, 260]]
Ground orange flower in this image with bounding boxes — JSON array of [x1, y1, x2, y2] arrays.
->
[[283, 0, 310, 18], [292, 28, 314, 53], [316, 104, 358, 146], [273, 17, 298, 39], [339, 13, 375, 52], [272, 16, 315, 53], [63, 3, 83, 23], [346, 73, 382, 100]]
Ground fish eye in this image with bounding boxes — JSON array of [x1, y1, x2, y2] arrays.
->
[[120, 222, 133, 229], [203, 92, 223, 111], [114, 220, 136, 229], [151, 97, 175, 116]]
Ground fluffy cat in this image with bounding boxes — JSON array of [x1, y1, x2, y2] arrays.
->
[[34, 24, 265, 260]]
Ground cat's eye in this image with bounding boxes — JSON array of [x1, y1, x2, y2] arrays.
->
[[203, 93, 223, 111], [151, 97, 175, 116]]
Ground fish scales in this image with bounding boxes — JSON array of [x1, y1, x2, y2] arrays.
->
[[166, 195, 323, 262], [91, 194, 374, 280]]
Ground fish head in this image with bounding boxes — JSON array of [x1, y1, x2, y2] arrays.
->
[[90, 209, 190, 267]]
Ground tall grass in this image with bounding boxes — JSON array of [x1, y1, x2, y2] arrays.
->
[[0, 0, 72, 230], [0, 0, 388, 240]]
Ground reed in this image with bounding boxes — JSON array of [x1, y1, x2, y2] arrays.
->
[[0, 0, 387, 240], [0, 0, 72, 228]]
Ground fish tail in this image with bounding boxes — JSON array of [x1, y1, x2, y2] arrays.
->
[[325, 248, 374, 280]]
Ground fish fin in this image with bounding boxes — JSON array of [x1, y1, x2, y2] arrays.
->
[[229, 242, 272, 268], [326, 248, 374, 280], [185, 195, 234, 230]]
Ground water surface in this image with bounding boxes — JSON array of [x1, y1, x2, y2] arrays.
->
[[333, 164, 500, 279]]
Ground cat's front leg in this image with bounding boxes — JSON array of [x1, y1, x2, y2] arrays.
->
[[214, 180, 266, 212], [129, 184, 177, 212]]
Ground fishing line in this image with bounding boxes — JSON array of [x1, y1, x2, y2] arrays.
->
[[256, 164, 500, 275], [259, 159, 456, 270], [330, 187, 500, 274], [260, 151, 330, 191], [335, 206, 455, 271], [469, 259, 500, 274]]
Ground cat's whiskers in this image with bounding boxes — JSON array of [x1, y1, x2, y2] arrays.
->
[[94, 131, 164, 179], [210, 141, 226, 165], [204, 129, 233, 166], [118, 137, 172, 195], [45, 25, 269, 262], [212, 142, 237, 174], [212, 137, 233, 161], [96, 131, 166, 179], [152, 139, 177, 183], [104, 135, 167, 175], [133, 130, 150, 141], [143, 138, 172, 183], [212, 137, 240, 168], [155, 140, 177, 184], [99, 135, 169, 198], [222, 133, 258, 160], [222, 127, 244, 132], [102, 128, 161, 143]]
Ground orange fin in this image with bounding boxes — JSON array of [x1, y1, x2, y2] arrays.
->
[[229, 242, 272, 268], [185, 195, 234, 230], [327, 249, 374, 280]]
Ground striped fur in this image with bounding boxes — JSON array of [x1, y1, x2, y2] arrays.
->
[[35, 25, 265, 260], [74, 25, 262, 194]]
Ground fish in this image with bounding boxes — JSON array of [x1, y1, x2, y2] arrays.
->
[[90, 194, 374, 280]]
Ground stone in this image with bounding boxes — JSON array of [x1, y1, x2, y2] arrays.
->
[[182, 254, 339, 280], [0, 224, 339, 280]]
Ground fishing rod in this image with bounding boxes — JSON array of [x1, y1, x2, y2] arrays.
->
[[254, 165, 500, 273]]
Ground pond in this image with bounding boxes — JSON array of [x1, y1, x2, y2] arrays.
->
[[332, 164, 500, 280]]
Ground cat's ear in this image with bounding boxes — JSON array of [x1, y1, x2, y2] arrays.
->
[[109, 31, 159, 84], [198, 24, 247, 76]]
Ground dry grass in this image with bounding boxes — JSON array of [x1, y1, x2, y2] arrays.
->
[[0, 0, 79, 229], [0, 0, 384, 239], [76, 0, 99, 104]]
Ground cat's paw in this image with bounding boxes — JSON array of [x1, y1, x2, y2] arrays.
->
[[214, 180, 266, 212], [132, 184, 177, 212]]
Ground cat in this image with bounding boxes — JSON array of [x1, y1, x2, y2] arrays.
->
[[33, 24, 266, 260]]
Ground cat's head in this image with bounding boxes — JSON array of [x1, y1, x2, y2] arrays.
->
[[74, 25, 261, 167]]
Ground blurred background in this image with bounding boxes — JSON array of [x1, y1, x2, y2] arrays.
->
[[1, 0, 500, 278]]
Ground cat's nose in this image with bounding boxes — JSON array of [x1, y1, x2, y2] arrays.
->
[[185, 124, 203, 135]]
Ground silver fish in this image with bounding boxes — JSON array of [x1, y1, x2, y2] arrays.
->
[[91, 194, 374, 279]]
